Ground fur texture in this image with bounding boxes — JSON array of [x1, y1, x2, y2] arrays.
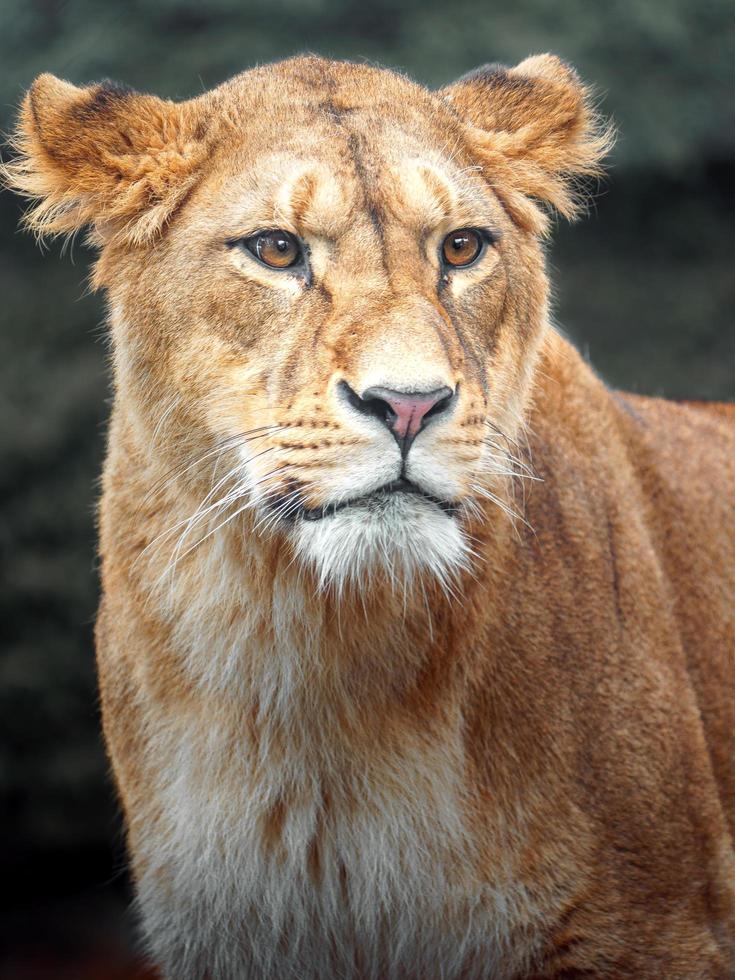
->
[[5, 55, 735, 978]]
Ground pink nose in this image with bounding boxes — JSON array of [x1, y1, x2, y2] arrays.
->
[[358, 385, 455, 448]]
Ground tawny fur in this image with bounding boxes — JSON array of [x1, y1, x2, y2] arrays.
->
[[4, 55, 735, 979]]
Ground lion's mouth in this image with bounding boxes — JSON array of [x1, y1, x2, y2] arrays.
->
[[297, 478, 458, 522]]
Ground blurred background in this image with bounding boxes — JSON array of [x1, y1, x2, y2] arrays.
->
[[1, 0, 733, 976]]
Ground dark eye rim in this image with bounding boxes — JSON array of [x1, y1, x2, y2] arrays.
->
[[439, 227, 495, 270], [228, 229, 305, 272]]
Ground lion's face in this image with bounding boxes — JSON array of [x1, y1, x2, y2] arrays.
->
[[8, 56, 609, 591], [114, 72, 545, 590]]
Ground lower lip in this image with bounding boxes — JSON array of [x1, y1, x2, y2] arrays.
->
[[300, 482, 456, 522]]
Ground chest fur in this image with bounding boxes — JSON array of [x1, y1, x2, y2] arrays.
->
[[111, 541, 544, 977], [132, 698, 542, 980]]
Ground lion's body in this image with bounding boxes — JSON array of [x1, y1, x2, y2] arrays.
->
[[6, 54, 735, 978]]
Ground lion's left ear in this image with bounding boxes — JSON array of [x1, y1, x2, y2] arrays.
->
[[441, 55, 614, 232], [3, 74, 210, 246]]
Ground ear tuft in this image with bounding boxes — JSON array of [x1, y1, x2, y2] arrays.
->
[[2, 73, 210, 247], [442, 54, 615, 234]]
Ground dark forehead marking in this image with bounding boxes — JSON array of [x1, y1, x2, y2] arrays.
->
[[315, 98, 391, 279], [346, 149, 390, 269], [344, 130, 390, 273], [318, 97, 349, 124]]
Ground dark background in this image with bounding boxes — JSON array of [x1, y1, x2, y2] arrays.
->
[[1, 1, 733, 976]]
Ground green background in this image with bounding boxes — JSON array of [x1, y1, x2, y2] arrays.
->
[[1, 1, 733, 975]]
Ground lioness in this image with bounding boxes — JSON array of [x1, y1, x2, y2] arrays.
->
[[5, 53, 735, 979]]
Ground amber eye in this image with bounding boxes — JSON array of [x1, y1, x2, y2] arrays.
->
[[246, 230, 301, 269], [441, 228, 484, 268]]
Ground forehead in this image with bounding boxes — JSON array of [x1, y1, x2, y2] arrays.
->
[[204, 69, 492, 235]]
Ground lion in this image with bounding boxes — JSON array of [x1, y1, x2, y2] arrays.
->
[[5, 53, 735, 979]]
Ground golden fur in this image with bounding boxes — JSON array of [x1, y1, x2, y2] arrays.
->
[[5, 55, 735, 978]]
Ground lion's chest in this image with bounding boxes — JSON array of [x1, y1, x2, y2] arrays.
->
[[134, 702, 540, 979]]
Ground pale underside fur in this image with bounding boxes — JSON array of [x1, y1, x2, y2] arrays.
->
[[133, 533, 546, 980]]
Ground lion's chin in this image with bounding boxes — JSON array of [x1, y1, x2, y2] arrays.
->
[[290, 491, 471, 596]]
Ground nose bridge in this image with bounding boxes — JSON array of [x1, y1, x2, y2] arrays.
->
[[346, 295, 457, 393]]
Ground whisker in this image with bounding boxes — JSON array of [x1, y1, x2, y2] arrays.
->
[[137, 443, 286, 566], [150, 395, 181, 445], [150, 464, 293, 591], [482, 459, 541, 482], [166, 500, 256, 573], [133, 461, 247, 566], [167, 467, 301, 573], [469, 483, 533, 536], [253, 489, 307, 537], [139, 425, 286, 510], [483, 438, 538, 477]]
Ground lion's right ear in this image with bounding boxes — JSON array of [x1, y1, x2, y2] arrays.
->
[[2, 74, 209, 246], [441, 55, 613, 233]]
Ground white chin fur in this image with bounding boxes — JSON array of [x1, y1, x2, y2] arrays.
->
[[290, 492, 470, 596]]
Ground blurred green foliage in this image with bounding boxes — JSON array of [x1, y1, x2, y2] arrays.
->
[[0, 0, 733, 905]]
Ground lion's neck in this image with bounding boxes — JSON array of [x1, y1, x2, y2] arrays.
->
[[168, 519, 467, 704], [107, 422, 497, 763]]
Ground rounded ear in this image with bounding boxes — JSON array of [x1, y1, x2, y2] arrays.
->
[[441, 54, 614, 232], [2, 73, 210, 246]]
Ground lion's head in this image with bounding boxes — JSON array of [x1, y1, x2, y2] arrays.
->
[[5, 55, 610, 594]]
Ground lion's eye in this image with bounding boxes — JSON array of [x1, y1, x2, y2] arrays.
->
[[441, 228, 484, 268], [246, 230, 301, 269]]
